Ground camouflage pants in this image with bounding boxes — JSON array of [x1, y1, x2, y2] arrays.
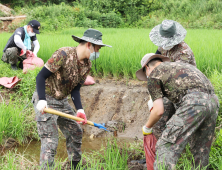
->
[[1, 44, 34, 65], [1, 47, 20, 65], [154, 92, 219, 170], [153, 97, 175, 140], [32, 91, 83, 170]]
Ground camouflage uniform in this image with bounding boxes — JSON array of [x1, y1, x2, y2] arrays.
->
[[153, 41, 196, 140], [147, 62, 219, 170], [32, 47, 91, 170], [1, 44, 34, 65]]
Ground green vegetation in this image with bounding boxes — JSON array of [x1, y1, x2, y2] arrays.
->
[[0, 27, 221, 169], [2, 0, 222, 32], [1, 28, 221, 78]]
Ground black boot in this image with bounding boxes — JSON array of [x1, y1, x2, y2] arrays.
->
[[18, 61, 23, 69], [11, 64, 17, 70], [71, 161, 79, 170]]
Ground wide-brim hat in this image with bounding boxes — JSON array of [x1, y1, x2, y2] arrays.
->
[[72, 28, 112, 47], [149, 20, 187, 49], [136, 53, 170, 81]]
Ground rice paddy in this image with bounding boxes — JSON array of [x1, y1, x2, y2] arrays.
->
[[1, 28, 222, 78]]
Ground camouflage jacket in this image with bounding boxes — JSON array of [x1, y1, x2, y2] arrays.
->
[[147, 62, 214, 104], [158, 41, 196, 66], [45, 47, 91, 99]]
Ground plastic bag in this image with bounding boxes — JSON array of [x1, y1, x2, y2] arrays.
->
[[143, 134, 157, 170], [23, 51, 44, 74]]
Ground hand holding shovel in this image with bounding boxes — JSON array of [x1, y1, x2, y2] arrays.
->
[[44, 108, 109, 132]]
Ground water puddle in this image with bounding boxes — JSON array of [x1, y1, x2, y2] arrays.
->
[[13, 136, 136, 162]]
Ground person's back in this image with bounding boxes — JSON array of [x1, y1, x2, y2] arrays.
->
[[148, 62, 214, 104]]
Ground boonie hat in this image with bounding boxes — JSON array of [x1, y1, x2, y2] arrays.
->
[[149, 20, 187, 49], [136, 53, 170, 81], [72, 28, 112, 47], [28, 20, 41, 34]]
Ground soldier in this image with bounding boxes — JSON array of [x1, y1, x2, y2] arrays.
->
[[148, 20, 196, 140], [32, 28, 111, 170], [1, 20, 41, 70], [137, 53, 219, 169]]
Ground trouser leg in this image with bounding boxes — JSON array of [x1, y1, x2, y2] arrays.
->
[[57, 99, 83, 162], [153, 97, 175, 140], [154, 93, 218, 170], [37, 118, 59, 170], [189, 94, 219, 169], [1, 47, 19, 65]]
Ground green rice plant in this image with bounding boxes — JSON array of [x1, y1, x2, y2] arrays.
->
[[0, 102, 33, 144], [1, 28, 222, 79]]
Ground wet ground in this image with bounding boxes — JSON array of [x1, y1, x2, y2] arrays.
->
[[14, 136, 137, 162]]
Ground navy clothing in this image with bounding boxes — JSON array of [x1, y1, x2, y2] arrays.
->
[[3, 27, 37, 53]]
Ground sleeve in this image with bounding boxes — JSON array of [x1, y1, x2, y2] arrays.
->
[[174, 52, 194, 65], [45, 50, 67, 73], [14, 35, 26, 50], [33, 40, 40, 55], [36, 66, 53, 100], [71, 83, 83, 110], [147, 78, 164, 102]]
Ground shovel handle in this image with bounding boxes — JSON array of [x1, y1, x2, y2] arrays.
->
[[44, 108, 94, 126]]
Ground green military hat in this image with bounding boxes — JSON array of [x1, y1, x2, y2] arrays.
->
[[72, 28, 112, 47]]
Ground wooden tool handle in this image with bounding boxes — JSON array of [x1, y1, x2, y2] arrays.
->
[[44, 108, 94, 126]]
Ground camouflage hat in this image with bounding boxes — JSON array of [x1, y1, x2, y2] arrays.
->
[[149, 20, 187, 49], [72, 28, 112, 47], [136, 53, 170, 81]]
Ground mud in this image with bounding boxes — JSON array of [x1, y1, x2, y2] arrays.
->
[[69, 77, 151, 140]]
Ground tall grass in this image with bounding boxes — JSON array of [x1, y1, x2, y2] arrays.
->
[[1, 28, 221, 78], [0, 102, 28, 144]]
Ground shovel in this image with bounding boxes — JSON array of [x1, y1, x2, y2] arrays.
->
[[44, 108, 109, 132]]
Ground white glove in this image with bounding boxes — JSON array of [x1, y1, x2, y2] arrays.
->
[[142, 126, 153, 135], [148, 98, 153, 112], [36, 100, 48, 113], [76, 109, 87, 125]]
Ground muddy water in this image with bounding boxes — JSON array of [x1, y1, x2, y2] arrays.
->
[[15, 136, 135, 162]]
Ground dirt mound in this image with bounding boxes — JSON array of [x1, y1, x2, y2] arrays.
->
[[0, 4, 13, 16], [0, 3, 26, 32], [69, 77, 151, 140]]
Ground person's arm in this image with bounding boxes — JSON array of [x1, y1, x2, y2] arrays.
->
[[33, 40, 40, 56], [145, 98, 164, 128], [71, 83, 83, 110], [36, 66, 52, 100], [71, 83, 88, 125], [14, 35, 26, 51], [142, 77, 164, 135]]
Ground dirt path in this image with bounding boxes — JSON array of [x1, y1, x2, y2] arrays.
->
[[69, 77, 151, 140]]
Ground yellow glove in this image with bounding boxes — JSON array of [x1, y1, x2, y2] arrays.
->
[[142, 126, 152, 136]]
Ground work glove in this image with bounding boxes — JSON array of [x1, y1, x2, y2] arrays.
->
[[142, 126, 153, 136], [20, 49, 27, 56], [148, 98, 153, 112], [76, 109, 87, 125], [36, 100, 48, 113]]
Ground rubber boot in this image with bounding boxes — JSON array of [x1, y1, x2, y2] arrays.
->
[[18, 61, 23, 69], [11, 64, 17, 70], [71, 161, 79, 170]]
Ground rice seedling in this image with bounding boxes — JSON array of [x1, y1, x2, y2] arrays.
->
[[1, 28, 221, 78]]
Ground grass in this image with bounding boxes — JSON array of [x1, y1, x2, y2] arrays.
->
[[1, 28, 222, 78], [0, 28, 221, 169]]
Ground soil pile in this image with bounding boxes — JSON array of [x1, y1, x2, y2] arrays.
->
[[69, 78, 152, 140]]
